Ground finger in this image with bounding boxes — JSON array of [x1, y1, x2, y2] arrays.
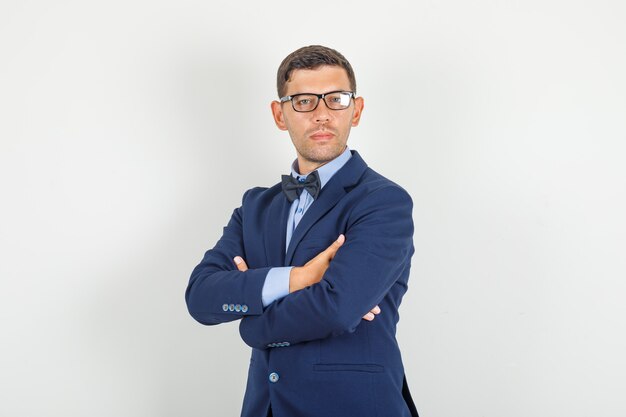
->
[[233, 256, 248, 271], [324, 234, 345, 259], [307, 234, 346, 266], [371, 305, 381, 315], [362, 312, 375, 321]]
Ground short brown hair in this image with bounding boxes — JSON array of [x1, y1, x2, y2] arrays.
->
[[276, 45, 357, 98]]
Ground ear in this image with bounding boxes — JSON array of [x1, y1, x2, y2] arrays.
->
[[271, 101, 288, 131], [351, 97, 364, 127]]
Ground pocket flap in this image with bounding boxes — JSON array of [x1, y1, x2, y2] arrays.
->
[[312, 363, 384, 373]]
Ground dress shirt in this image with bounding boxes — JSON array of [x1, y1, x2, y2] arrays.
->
[[261, 146, 352, 307]]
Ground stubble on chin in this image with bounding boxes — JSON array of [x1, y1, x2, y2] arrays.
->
[[299, 142, 345, 164]]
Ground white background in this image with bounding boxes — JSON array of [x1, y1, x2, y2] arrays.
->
[[1, 1, 625, 416]]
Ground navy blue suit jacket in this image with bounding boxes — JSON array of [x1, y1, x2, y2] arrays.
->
[[186, 150, 418, 417]]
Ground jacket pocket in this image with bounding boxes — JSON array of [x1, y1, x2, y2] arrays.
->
[[312, 363, 384, 373]]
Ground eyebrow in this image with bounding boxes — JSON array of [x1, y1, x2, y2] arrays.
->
[[285, 89, 351, 96]]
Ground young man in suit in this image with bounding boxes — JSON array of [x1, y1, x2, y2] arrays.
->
[[186, 45, 419, 417]]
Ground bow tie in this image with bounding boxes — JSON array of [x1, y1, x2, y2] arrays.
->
[[281, 170, 321, 203]]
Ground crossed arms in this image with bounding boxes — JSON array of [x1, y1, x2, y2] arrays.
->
[[185, 185, 414, 350], [234, 234, 382, 321]]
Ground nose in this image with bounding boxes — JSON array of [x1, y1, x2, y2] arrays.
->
[[312, 99, 331, 123]]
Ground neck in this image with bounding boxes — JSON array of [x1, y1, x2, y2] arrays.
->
[[296, 158, 326, 175]]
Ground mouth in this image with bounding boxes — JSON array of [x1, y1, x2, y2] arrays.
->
[[310, 130, 335, 141]]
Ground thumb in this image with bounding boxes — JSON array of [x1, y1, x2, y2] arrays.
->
[[233, 256, 248, 271], [325, 234, 345, 259]]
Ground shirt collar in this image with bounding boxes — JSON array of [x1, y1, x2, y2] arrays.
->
[[290, 146, 352, 188]]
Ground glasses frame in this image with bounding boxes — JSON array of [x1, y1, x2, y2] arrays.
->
[[279, 90, 356, 113]]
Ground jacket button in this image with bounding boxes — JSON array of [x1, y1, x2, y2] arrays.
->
[[268, 372, 279, 383], [235, 304, 242, 312], [241, 304, 249, 313], [228, 304, 235, 311], [222, 304, 229, 312]]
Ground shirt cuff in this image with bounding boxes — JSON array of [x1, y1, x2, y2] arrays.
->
[[262, 267, 293, 307]]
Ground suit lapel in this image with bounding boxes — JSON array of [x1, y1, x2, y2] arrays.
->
[[284, 150, 368, 266], [284, 181, 346, 265], [264, 190, 289, 267]]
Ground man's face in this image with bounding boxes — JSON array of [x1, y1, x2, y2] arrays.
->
[[271, 65, 364, 173]]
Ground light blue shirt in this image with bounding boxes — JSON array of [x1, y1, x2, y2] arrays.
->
[[261, 146, 352, 307]]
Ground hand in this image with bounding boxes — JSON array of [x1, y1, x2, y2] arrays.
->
[[362, 305, 381, 322], [232, 234, 346, 288], [233, 235, 381, 321], [288, 234, 345, 292]]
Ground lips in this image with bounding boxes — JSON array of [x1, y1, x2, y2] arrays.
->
[[310, 131, 335, 140]]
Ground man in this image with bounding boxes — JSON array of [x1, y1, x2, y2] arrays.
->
[[186, 45, 419, 417]]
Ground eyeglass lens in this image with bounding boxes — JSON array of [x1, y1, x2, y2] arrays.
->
[[292, 92, 352, 112]]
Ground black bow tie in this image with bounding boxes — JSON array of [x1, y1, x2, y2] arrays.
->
[[281, 170, 321, 203]]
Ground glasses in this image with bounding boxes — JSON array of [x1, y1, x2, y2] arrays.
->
[[280, 90, 355, 112]]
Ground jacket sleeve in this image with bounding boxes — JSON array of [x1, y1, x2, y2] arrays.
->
[[238, 185, 415, 349], [185, 189, 271, 325]]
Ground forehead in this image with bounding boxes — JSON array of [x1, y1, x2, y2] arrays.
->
[[285, 65, 351, 95]]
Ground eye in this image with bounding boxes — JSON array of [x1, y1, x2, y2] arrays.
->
[[296, 98, 311, 106]]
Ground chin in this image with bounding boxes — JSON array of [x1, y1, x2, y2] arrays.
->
[[306, 149, 343, 163], [295, 139, 346, 163]]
